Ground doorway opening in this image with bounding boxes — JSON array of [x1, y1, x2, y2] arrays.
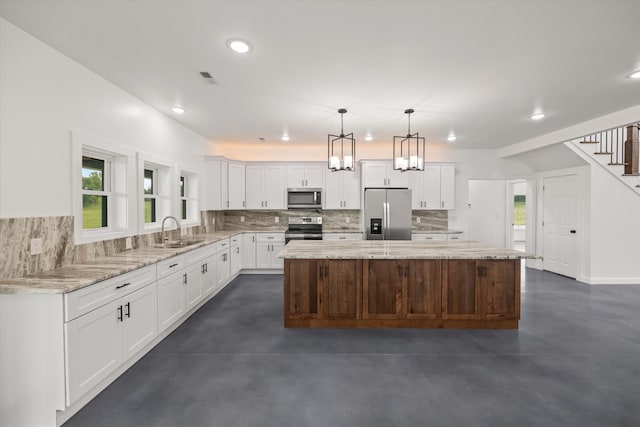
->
[[508, 181, 527, 252]]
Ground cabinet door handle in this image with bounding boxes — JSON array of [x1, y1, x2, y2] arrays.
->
[[242, 201, 245, 208], [125, 302, 131, 318], [117, 305, 123, 322], [265, 201, 268, 207], [183, 273, 188, 284], [116, 282, 131, 289], [441, 201, 444, 208], [236, 247, 240, 254], [253, 236, 255, 242], [169, 263, 178, 268]]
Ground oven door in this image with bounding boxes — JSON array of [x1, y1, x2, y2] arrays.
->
[[285, 233, 323, 244]]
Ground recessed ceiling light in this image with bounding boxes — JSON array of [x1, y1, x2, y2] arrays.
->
[[447, 133, 457, 142], [227, 39, 251, 54], [171, 106, 185, 114], [365, 135, 373, 142], [281, 135, 290, 142], [628, 70, 640, 79], [530, 112, 546, 120]]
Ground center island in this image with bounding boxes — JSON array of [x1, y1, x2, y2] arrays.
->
[[278, 240, 537, 329]]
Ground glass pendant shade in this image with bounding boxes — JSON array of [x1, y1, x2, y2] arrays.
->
[[393, 109, 425, 172], [328, 108, 356, 172]]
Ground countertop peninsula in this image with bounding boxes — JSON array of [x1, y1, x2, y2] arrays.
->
[[279, 240, 537, 260]]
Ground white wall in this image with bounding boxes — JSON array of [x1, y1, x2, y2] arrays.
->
[[589, 164, 640, 284], [0, 19, 209, 218]]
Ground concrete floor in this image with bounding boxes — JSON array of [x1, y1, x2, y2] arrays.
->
[[64, 269, 640, 427]]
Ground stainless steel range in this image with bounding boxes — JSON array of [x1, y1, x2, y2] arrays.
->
[[285, 217, 323, 244]]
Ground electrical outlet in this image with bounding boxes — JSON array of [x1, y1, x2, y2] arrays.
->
[[30, 238, 43, 255], [416, 217, 421, 223], [212, 218, 216, 225], [240, 216, 245, 222], [275, 217, 279, 223], [181, 227, 187, 236], [125, 237, 132, 249], [345, 217, 350, 223]]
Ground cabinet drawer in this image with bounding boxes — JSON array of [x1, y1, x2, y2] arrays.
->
[[186, 244, 215, 266], [256, 233, 285, 243], [447, 233, 466, 241], [157, 254, 186, 278], [64, 265, 156, 322], [323, 233, 363, 241], [215, 238, 230, 252], [412, 234, 447, 241], [230, 234, 241, 246]]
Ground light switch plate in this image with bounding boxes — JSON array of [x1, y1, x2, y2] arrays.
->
[[30, 238, 43, 255], [240, 216, 245, 222], [125, 237, 132, 249], [345, 217, 350, 223], [416, 217, 421, 223], [275, 217, 279, 223]]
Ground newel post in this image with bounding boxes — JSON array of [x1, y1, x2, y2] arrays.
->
[[624, 124, 639, 176]]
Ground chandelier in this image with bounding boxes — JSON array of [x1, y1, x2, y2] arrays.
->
[[393, 108, 425, 171], [328, 108, 355, 171]]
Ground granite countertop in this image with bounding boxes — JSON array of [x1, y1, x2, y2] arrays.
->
[[279, 240, 539, 260], [0, 231, 244, 295]]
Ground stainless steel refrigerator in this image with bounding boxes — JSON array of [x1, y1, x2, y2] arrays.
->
[[365, 188, 412, 240]]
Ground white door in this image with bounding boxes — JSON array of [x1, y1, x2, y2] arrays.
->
[[387, 165, 409, 188], [216, 250, 230, 288], [256, 242, 272, 268], [201, 255, 216, 295], [408, 172, 423, 209], [342, 170, 361, 209], [287, 165, 306, 188], [121, 284, 157, 360], [263, 166, 285, 209], [363, 163, 388, 188], [227, 163, 245, 209], [184, 263, 203, 311], [543, 175, 577, 278], [467, 180, 507, 248], [324, 169, 344, 209], [242, 233, 256, 268], [65, 299, 122, 405], [440, 165, 455, 209], [423, 166, 441, 209], [271, 242, 285, 269], [230, 243, 242, 276], [156, 271, 185, 333], [245, 166, 263, 209]]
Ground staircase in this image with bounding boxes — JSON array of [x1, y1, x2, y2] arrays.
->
[[566, 122, 640, 195]]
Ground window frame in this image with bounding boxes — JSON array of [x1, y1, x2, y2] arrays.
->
[[81, 151, 112, 231], [137, 151, 175, 234], [72, 131, 136, 244], [177, 166, 199, 228]]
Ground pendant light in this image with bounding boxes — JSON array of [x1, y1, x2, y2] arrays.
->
[[393, 109, 425, 171], [328, 108, 356, 172]]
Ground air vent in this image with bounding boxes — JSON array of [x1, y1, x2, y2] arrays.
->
[[199, 71, 219, 85]]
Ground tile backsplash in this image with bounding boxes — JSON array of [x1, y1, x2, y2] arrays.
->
[[1, 208, 448, 278]]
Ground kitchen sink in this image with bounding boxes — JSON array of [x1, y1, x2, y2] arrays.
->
[[154, 239, 205, 249]]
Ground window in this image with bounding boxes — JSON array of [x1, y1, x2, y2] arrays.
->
[[178, 169, 199, 226], [72, 132, 136, 244], [144, 168, 157, 223], [82, 155, 110, 229]]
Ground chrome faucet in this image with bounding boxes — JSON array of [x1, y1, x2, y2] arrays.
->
[[161, 216, 181, 245]]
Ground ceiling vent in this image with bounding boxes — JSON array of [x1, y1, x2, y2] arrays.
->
[[199, 71, 219, 85]]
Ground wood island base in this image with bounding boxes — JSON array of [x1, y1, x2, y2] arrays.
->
[[284, 258, 520, 329]]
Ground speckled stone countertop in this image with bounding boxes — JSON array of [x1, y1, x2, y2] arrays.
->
[[412, 230, 463, 234], [0, 231, 250, 295], [279, 240, 538, 260]]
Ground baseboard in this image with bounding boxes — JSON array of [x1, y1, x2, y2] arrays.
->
[[582, 277, 640, 285], [239, 269, 283, 275]]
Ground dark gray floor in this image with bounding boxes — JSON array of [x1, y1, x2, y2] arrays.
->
[[64, 269, 640, 427]]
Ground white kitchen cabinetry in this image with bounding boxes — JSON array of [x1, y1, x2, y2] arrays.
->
[[447, 232, 466, 241], [65, 274, 157, 405], [229, 234, 243, 276], [245, 165, 286, 209], [361, 161, 409, 188], [323, 233, 363, 240], [287, 163, 324, 188], [324, 168, 361, 209], [242, 233, 257, 268], [409, 164, 455, 210], [256, 233, 285, 269], [228, 162, 246, 209], [215, 240, 231, 289], [184, 263, 202, 311], [156, 268, 186, 334], [204, 157, 228, 211], [412, 233, 447, 241]]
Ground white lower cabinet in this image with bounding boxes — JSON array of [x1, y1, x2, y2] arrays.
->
[[323, 233, 363, 240], [256, 233, 285, 269], [412, 233, 447, 241], [201, 254, 216, 295], [65, 283, 157, 406], [230, 237, 242, 276], [185, 263, 203, 311], [447, 233, 466, 241], [216, 247, 230, 289], [242, 233, 257, 268], [156, 269, 186, 333]]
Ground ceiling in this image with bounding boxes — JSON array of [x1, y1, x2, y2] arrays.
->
[[1, 0, 640, 149]]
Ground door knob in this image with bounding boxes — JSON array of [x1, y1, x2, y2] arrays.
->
[[570, 230, 576, 234]]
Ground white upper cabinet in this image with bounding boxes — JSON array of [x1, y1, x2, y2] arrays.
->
[[324, 168, 361, 209], [246, 165, 286, 209], [408, 164, 455, 210], [228, 162, 245, 209], [287, 163, 323, 188], [361, 161, 409, 189], [203, 158, 228, 211]]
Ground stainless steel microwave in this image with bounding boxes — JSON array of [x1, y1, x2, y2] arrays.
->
[[287, 188, 322, 209]]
